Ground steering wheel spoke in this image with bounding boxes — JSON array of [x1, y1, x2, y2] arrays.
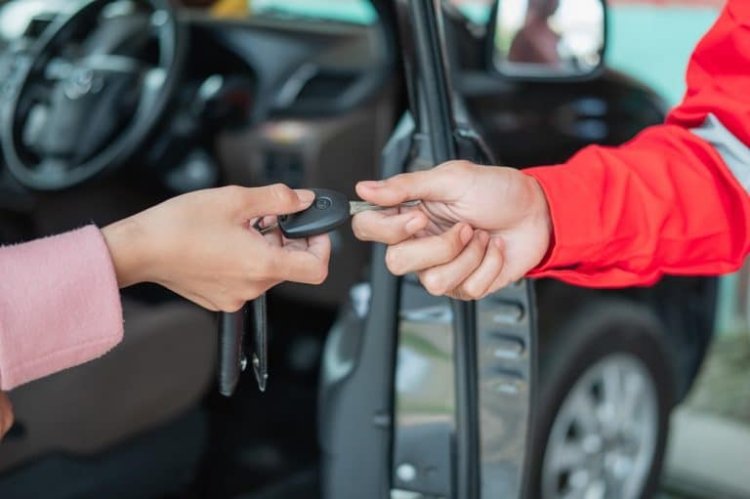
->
[[35, 157, 72, 179], [135, 66, 167, 122], [44, 57, 75, 82], [81, 53, 150, 76]]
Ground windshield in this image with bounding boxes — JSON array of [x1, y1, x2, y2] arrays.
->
[[183, 0, 491, 26], [447, 0, 493, 24], [251, 0, 377, 25], [178, 0, 378, 25]]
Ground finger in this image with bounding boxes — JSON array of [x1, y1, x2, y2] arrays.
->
[[269, 234, 331, 285], [304, 234, 331, 262], [282, 236, 310, 251], [385, 223, 473, 276], [260, 215, 277, 228], [262, 227, 283, 247], [356, 161, 470, 206], [236, 184, 316, 218], [417, 231, 489, 297], [352, 210, 428, 244], [486, 268, 515, 294], [455, 237, 505, 300]]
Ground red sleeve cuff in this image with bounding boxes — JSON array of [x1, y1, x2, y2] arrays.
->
[[521, 161, 662, 288], [523, 163, 596, 274]]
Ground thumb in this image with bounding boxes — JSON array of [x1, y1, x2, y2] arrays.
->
[[356, 162, 465, 206], [239, 184, 315, 218]]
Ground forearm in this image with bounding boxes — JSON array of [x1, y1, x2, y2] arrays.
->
[[525, 125, 750, 287]]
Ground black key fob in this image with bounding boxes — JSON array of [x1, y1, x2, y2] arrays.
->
[[279, 188, 350, 239], [218, 306, 246, 397]]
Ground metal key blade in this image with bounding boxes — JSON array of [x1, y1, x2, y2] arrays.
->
[[252, 294, 268, 392], [258, 200, 422, 234], [349, 200, 421, 216]]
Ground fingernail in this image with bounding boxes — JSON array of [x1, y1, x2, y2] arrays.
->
[[493, 238, 504, 249], [359, 180, 383, 189], [405, 215, 424, 234], [478, 231, 489, 245], [296, 190, 315, 204], [459, 224, 473, 244]]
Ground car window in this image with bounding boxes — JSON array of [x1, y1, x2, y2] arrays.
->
[[180, 0, 378, 25], [445, 0, 494, 24], [251, 0, 378, 25]]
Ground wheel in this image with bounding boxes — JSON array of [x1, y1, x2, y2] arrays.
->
[[530, 299, 675, 499]]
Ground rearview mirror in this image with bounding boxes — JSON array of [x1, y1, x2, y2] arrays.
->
[[490, 0, 606, 80]]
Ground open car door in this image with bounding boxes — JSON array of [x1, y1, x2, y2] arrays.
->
[[319, 1, 537, 498]]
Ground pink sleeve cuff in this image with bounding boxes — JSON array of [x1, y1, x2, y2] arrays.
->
[[0, 226, 123, 390]]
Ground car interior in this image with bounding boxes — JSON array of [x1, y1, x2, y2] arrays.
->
[[0, 1, 397, 497]]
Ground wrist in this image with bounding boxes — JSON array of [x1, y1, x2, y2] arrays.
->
[[101, 216, 155, 288], [528, 174, 553, 248]]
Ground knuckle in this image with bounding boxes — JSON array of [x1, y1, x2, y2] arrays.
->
[[385, 174, 404, 187], [461, 283, 480, 301], [445, 160, 473, 174], [222, 184, 241, 196], [352, 217, 375, 241], [223, 185, 246, 204], [385, 248, 405, 275], [269, 183, 296, 206], [421, 273, 446, 296], [351, 219, 366, 240], [470, 286, 488, 300], [448, 233, 465, 256], [222, 299, 245, 313]]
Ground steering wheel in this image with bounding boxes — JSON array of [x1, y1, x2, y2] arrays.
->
[[1, 0, 185, 191]]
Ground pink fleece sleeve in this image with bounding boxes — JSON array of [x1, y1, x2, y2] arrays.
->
[[0, 226, 123, 390]]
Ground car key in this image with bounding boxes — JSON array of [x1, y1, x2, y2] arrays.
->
[[259, 188, 421, 238], [218, 294, 266, 396], [251, 293, 268, 392], [218, 188, 420, 396], [217, 305, 246, 397]]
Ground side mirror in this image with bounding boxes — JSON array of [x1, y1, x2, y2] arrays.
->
[[490, 0, 606, 80]]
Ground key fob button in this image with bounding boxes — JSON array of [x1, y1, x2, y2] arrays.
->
[[316, 197, 332, 210]]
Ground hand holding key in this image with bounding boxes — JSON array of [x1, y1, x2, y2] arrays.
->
[[103, 184, 331, 312], [352, 161, 552, 300]]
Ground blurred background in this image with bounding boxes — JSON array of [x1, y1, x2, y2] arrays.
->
[[0, 1, 746, 498]]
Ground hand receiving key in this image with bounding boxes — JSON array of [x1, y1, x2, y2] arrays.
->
[[351, 161, 552, 300]]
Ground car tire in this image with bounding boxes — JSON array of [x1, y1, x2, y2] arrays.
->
[[529, 299, 676, 499]]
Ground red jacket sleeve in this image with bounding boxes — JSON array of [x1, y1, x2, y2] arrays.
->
[[524, 0, 750, 288]]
